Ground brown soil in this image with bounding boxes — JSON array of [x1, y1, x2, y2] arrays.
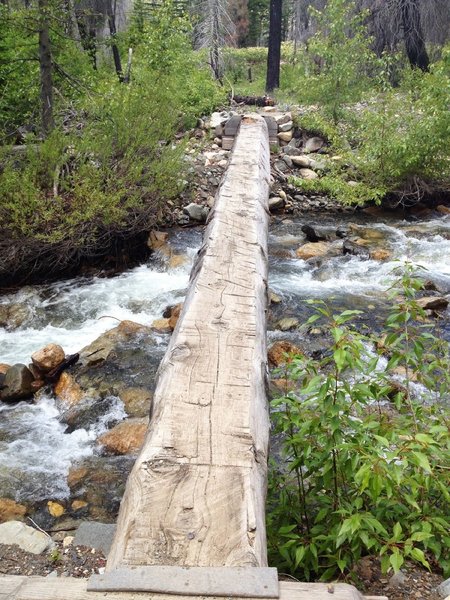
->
[[0, 540, 444, 600]]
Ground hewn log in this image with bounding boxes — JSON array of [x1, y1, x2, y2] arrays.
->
[[106, 114, 271, 571]]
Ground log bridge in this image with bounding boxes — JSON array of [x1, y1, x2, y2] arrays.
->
[[1, 115, 387, 600]]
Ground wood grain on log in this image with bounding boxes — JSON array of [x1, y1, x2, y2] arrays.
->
[[106, 115, 271, 571]]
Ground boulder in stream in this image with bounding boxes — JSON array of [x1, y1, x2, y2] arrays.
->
[[0, 364, 34, 402], [296, 241, 333, 260], [343, 239, 370, 259], [97, 418, 148, 455], [31, 343, 65, 373]]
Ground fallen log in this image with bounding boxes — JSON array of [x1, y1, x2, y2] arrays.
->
[[231, 94, 275, 106]]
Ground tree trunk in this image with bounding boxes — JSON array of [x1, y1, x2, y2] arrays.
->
[[265, 0, 282, 92], [107, 0, 123, 81], [401, 0, 429, 71], [66, 0, 82, 47], [38, 0, 54, 135], [210, 0, 222, 81]]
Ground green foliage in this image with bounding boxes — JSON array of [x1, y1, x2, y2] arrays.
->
[[351, 51, 450, 201], [0, 0, 224, 267], [267, 267, 450, 581], [301, 0, 378, 122], [0, 6, 40, 136]]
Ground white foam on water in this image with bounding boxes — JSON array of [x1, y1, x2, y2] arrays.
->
[[270, 217, 450, 298], [0, 247, 197, 365], [0, 395, 126, 501]]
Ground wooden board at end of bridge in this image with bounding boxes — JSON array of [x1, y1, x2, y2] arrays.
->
[[0, 576, 388, 600]]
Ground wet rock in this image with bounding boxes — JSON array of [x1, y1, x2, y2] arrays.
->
[[291, 156, 311, 168], [31, 344, 66, 373], [47, 501, 65, 518], [269, 197, 285, 211], [301, 224, 327, 242], [416, 296, 449, 310], [298, 168, 318, 180], [97, 418, 148, 455], [68, 455, 134, 521], [60, 396, 123, 433], [0, 363, 10, 374], [168, 302, 183, 330], [54, 372, 84, 407], [0, 498, 27, 523], [151, 318, 172, 333], [336, 226, 348, 239], [275, 318, 299, 332], [71, 500, 88, 512], [168, 254, 187, 269], [370, 249, 391, 261], [343, 240, 370, 259], [79, 320, 154, 366], [348, 224, 385, 241], [67, 466, 89, 489], [269, 290, 282, 305], [296, 241, 332, 260], [183, 203, 209, 222], [268, 341, 303, 367], [147, 230, 168, 251], [304, 137, 324, 153], [436, 205, 450, 215], [0, 364, 34, 402], [119, 387, 153, 418], [0, 303, 32, 330], [0, 521, 53, 554]]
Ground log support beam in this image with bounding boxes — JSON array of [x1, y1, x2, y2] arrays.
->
[[89, 114, 272, 594]]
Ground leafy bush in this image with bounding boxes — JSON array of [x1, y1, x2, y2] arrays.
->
[[267, 267, 450, 581], [299, 0, 378, 122]]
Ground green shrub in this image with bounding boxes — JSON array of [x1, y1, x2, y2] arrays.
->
[[267, 266, 450, 581]]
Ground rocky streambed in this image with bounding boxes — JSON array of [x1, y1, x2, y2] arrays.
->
[[1, 208, 449, 531]]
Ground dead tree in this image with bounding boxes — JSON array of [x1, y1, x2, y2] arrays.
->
[[38, 0, 54, 135], [266, 0, 282, 91]]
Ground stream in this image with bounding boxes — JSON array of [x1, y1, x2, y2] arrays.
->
[[1, 212, 449, 524]]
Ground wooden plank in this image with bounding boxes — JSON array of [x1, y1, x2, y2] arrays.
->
[[2, 577, 388, 600], [88, 566, 279, 597], [106, 114, 271, 572], [0, 575, 27, 599]]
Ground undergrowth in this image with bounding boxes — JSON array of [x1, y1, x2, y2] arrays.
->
[[267, 265, 450, 581]]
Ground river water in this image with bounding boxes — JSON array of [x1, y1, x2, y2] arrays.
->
[[0, 213, 449, 514]]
